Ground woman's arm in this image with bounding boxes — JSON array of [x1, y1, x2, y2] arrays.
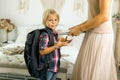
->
[[79, 0, 112, 32], [69, 0, 112, 36]]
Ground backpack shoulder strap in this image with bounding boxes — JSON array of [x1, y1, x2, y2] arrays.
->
[[39, 28, 54, 64], [40, 28, 54, 46]]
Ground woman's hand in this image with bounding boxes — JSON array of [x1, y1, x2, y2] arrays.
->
[[69, 25, 82, 36]]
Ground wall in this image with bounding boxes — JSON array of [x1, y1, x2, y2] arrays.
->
[[0, 0, 119, 29], [0, 0, 88, 42], [112, 0, 120, 15], [0, 0, 43, 26], [0, 0, 44, 42], [0, 0, 88, 26]]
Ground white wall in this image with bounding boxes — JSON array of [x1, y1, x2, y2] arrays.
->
[[0, 0, 88, 26], [0, 0, 43, 26], [0, 0, 88, 43], [0, 0, 119, 27], [112, 0, 119, 15]]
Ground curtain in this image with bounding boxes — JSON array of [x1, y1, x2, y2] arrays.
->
[[114, 0, 120, 71]]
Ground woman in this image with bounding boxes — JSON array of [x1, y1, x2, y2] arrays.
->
[[69, 0, 118, 80]]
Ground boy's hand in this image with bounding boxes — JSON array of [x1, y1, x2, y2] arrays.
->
[[56, 37, 72, 48], [59, 36, 72, 43], [64, 36, 72, 43]]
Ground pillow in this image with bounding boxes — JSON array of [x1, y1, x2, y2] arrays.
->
[[15, 25, 45, 44], [15, 26, 28, 44], [15, 35, 27, 44]]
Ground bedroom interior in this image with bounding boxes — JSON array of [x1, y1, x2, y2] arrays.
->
[[0, 0, 120, 80]]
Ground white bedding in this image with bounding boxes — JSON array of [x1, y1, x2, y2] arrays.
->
[[0, 24, 85, 65], [0, 32, 85, 64], [0, 43, 28, 75], [0, 43, 24, 48], [0, 25, 85, 79], [0, 43, 25, 55]]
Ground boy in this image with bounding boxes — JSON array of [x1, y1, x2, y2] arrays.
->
[[39, 9, 70, 80]]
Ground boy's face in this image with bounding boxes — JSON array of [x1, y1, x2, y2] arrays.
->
[[46, 14, 59, 30]]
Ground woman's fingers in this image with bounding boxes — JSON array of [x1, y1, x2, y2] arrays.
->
[[68, 31, 79, 36]]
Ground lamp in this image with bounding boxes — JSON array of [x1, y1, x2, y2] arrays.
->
[[0, 19, 15, 43]]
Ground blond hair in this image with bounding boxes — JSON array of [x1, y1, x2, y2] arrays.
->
[[42, 9, 59, 26]]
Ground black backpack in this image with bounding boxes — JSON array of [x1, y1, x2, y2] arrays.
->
[[24, 28, 54, 78]]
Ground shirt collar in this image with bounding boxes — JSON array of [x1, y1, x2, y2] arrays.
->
[[46, 27, 58, 36]]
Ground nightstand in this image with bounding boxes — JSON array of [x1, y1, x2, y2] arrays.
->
[[0, 42, 9, 47], [0, 41, 15, 47], [1, 42, 9, 46]]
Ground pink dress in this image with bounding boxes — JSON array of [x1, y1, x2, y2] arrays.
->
[[71, 0, 118, 80]]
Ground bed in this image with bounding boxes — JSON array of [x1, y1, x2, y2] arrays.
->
[[0, 25, 85, 80], [0, 43, 71, 80]]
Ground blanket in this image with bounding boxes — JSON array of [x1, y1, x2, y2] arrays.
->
[[0, 46, 24, 55]]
